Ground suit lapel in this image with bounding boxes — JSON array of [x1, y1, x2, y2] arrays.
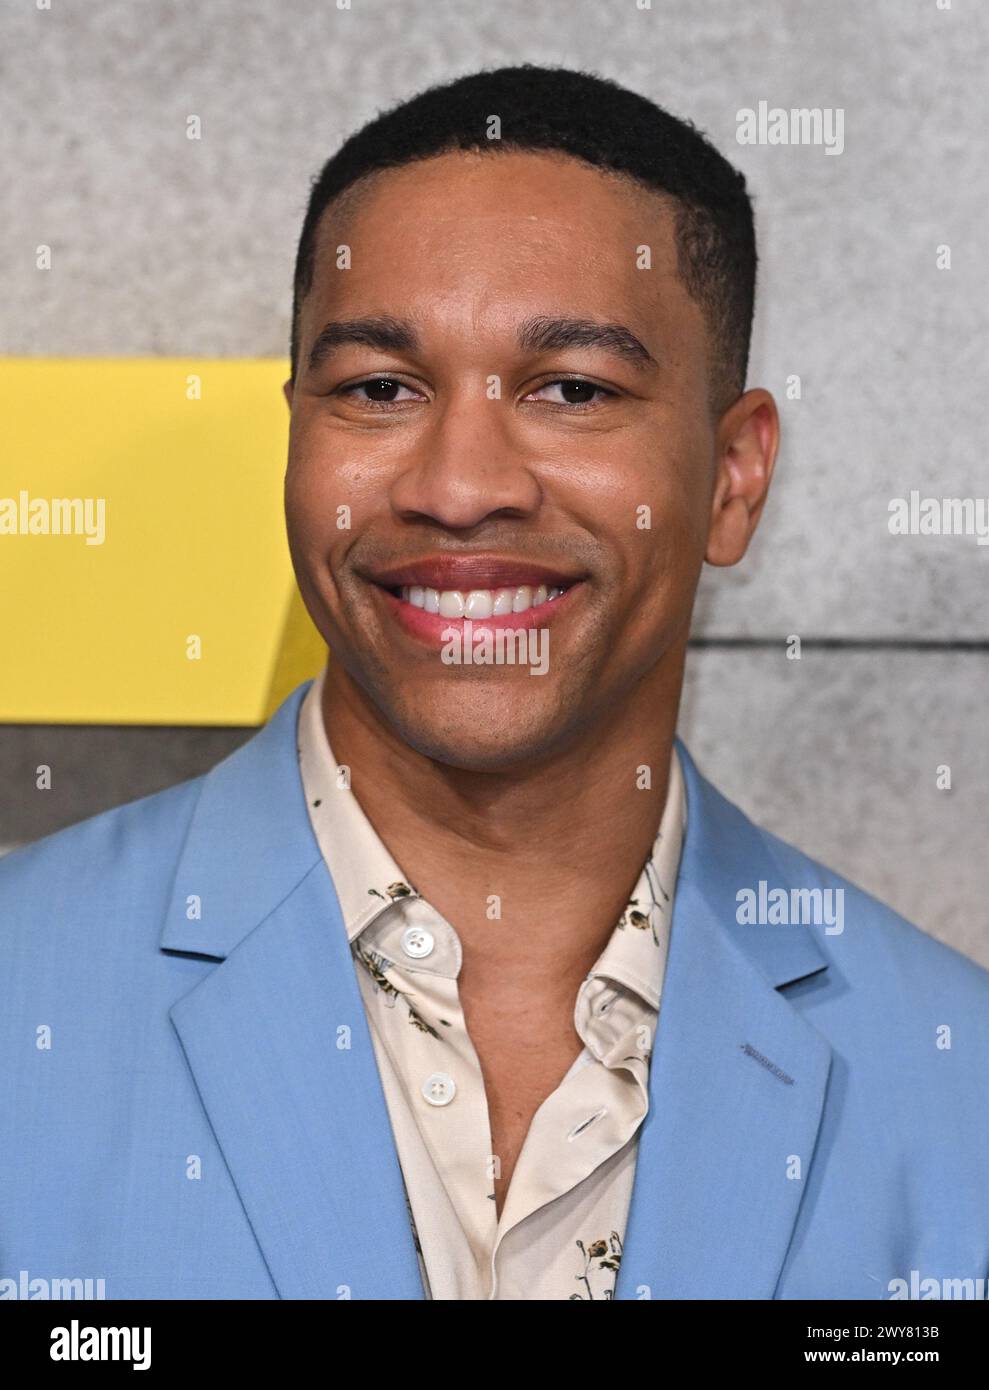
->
[[163, 681, 424, 1300], [615, 740, 833, 1299]]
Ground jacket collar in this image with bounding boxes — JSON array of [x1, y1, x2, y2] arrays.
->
[[615, 738, 832, 1299], [164, 680, 831, 1299], [160, 682, 323, 959]]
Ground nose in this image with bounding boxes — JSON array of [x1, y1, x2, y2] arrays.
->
[[387, 390, 542, 530]]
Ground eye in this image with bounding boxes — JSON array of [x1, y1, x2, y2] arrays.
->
[[522, 378, 617, 408], [337, 377, 425, 408]]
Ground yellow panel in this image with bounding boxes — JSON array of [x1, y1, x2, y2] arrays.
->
[[0, 359, 327, 725]]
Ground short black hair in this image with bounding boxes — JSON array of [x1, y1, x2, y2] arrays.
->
[[290, 63, 756, 409]]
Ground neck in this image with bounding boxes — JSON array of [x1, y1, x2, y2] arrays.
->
[[320, 646, 686, 991]]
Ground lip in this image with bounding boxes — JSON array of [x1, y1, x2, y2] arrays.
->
[[364, 554, 585, 591], [373, 579, 582, 649]]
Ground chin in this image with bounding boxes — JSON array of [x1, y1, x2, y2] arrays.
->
[[381, 682, 573, 773]]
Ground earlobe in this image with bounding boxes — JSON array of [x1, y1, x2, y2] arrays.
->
[[282, 378, 294, 409], [706, 493, 752, 567]]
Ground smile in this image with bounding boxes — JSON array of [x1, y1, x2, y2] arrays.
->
[[394, 583, 568, 618], [372, 577, 581, 648]]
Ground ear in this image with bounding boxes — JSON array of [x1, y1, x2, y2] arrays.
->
[[706, 388, 780, 566], [282, 377, 294, 409]]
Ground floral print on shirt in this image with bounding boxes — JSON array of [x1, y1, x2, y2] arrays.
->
[[354, 884, 453, 1038], [617, 854, 671, 946], [569, 1231, 624, 1300]]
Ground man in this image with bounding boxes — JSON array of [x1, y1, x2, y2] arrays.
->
[[2, 65, 987, 1303]]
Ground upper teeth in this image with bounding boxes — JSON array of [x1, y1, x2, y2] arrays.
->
[[399, 585, 565, 617]]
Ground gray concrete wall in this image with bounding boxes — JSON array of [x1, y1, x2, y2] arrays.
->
[[2, 0, 986, 964]]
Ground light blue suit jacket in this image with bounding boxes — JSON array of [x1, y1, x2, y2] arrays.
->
[[2, 680, 987, 1300]]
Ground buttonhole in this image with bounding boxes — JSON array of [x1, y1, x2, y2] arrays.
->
[[567, 1107, 608, 1141]]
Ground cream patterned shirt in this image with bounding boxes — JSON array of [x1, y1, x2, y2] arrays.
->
[[297, 668, 686, 1300]]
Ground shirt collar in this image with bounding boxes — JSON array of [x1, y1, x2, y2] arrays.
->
[[297, 665, 686, 1009], [297, 664, 420, 943], [583, 748, 685, 1012]]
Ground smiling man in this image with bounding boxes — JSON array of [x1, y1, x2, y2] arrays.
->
[[2, 65, 989, 1304]]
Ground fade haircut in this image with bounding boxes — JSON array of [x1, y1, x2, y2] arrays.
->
[[290, 63, 757, 410]]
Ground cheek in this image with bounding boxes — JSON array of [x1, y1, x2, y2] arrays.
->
[[285, 434, 358, 557], [286, 417, 393, 535], [283, 462, 325, 559], [606, 477, 710, 664], [626, 450, 710, 584]]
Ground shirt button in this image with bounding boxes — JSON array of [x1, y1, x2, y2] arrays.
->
[[421, 1072, 457, 1106], [401, 926, 435, 959]]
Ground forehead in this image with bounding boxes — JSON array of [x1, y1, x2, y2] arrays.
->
[[306, 149, 692, 332]]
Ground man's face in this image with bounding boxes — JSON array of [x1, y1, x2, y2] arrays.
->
[[284, 149, 727, 770]]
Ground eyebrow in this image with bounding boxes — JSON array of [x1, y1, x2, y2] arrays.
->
[[518, 315, 658, 372], [307, 315, 417, 372], [305, 314, 658, 375]]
